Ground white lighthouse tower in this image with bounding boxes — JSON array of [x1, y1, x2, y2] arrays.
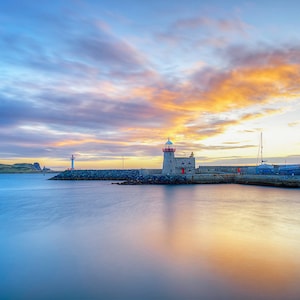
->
[[70, 154, 75, 170], [162, 138, 176, 175]]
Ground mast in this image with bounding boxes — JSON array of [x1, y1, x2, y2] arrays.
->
[[258, 132, 266, 165], [260, 132, 263, 164]]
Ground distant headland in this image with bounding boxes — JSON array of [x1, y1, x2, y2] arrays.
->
[[0, 162, 54, 173]]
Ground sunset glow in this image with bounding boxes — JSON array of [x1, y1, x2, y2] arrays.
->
[[1, 1, 300, 170]]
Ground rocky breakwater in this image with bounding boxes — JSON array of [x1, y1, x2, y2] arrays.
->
[[118, 174, 235, 185], [50, 170, 300, 188], [49, 169, 140, 180], [117, 173, 300, 187], [119, 174, 192, 185], [50, 170, 194, 184]]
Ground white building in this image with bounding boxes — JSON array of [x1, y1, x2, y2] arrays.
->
[[162, 139, 195, 175]]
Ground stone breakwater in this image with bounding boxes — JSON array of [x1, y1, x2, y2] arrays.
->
[[123, 174, 300, 187], [49, 170, 300, 188], [50, 169, 140, 180]]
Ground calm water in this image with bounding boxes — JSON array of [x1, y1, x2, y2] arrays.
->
[[1, 174, 300, 300]]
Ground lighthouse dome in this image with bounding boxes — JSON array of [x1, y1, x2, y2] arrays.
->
[[162, 138, 176, 153]]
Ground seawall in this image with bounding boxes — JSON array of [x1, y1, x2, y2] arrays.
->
[[50, 170, 300, 188]]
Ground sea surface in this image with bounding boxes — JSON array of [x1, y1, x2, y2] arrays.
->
[[1, 174, 300, 300]]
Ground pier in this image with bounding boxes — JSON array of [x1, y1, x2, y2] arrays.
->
[[50, 169, 300, 188]]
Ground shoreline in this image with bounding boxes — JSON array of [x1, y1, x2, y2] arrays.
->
[[50, 170, 300, 188]]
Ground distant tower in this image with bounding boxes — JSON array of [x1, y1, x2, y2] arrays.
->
[[70, 154, 75, 170], [162, 138, 176, 175]]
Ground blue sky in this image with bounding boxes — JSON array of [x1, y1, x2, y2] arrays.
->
[[1, 0, 300, 169]]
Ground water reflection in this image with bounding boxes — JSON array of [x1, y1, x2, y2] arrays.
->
[[142, 184, 300, 299], [1, 176, 300, 299]]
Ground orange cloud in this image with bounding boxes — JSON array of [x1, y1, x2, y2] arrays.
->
[[189, 63, 300, 111], [131, 51, 300, 143]]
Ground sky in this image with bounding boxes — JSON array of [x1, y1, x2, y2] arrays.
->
[[1, 0, 300, 170]]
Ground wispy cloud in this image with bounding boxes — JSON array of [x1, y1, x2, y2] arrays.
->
[[288, 121, 300, 127], [173, 16, 250, 34], [155, 14, 251, 50]]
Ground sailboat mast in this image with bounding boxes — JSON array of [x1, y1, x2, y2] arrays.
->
[[257, 132, 264, 165]]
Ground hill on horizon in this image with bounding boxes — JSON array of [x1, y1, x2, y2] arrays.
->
[[0, 163, 53, 173]]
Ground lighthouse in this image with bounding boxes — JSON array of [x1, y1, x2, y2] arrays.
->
[[162, 138, 196, 175], [162, 138, 176, 175], [70, 154, 75, 170]]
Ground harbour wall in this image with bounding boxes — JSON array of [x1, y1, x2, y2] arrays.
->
[[50, 169, 300, 187], [234, 174, 300, 188], [197, 165, 300, 175]]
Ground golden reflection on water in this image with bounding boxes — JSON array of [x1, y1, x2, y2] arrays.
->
[[141, 185, 300, 297], [202, 231, 298, 291]]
